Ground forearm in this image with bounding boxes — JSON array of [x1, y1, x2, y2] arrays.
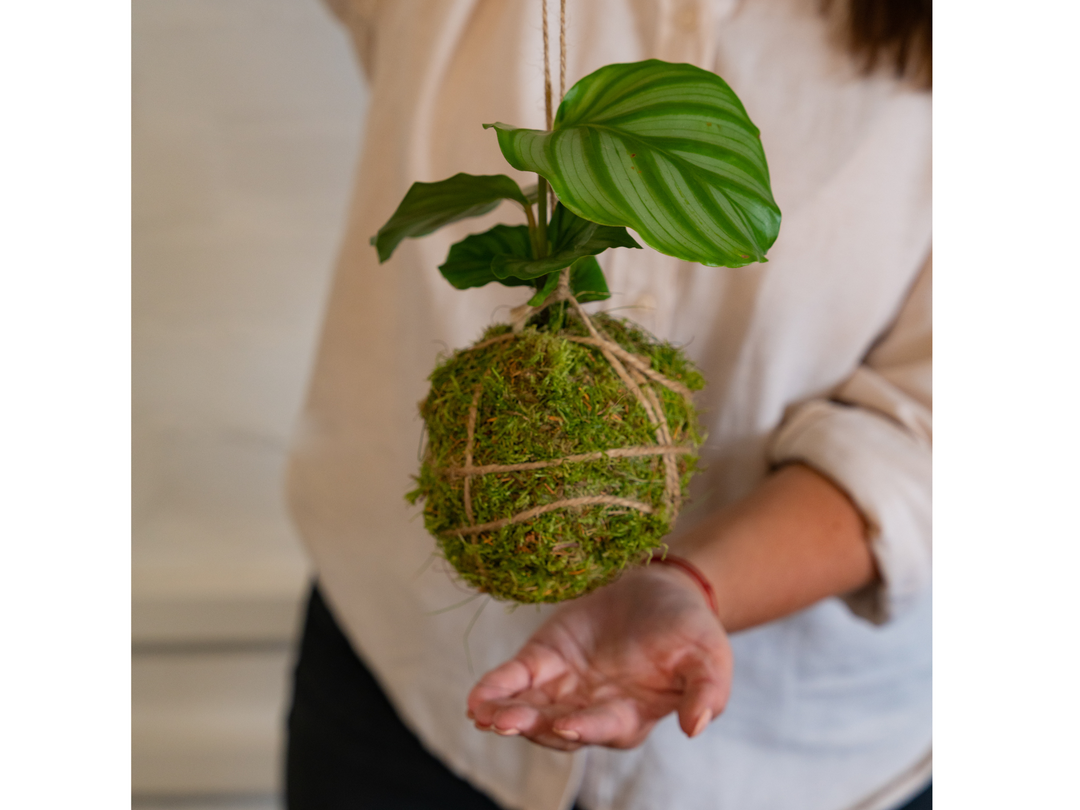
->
[[669, 464, 877, 632]]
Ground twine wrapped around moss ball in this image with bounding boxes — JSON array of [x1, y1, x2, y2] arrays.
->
[[407, 300, 706, 604]]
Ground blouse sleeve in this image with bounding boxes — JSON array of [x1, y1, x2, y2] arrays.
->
[[768, 252, 932, 625]]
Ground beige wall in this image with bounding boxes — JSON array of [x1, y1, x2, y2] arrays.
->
[[132, 0, 367, 802]]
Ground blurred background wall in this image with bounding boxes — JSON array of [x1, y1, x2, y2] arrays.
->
[[132, 1, 367, 806]]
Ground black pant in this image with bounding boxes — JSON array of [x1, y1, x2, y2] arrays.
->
[[286, 586, 930, 809], [286, 586, 507, 809]]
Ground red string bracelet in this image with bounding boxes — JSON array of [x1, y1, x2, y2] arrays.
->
[[649, 551, 720, 617]]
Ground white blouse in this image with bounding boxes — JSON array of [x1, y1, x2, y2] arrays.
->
[[289, 1, 932, 808]]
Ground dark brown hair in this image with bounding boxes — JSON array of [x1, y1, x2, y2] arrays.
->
[[827, 0, 932, 88]]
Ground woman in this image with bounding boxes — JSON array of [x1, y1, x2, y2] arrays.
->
[[286, 1, 932, 808]]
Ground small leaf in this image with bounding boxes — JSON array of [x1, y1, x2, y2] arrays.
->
[[372, 173, 530, 263], [492, 204, 640, 281], [569, 256, 610, 303], [492, 253, 575, 281], [485, 60, 780, 268], [550, 203, 640, 255], [527, 272, 561, 306], [438, 225, 534, 290]]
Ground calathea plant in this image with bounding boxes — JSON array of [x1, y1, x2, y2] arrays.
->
[[375, 60, 780, 604]]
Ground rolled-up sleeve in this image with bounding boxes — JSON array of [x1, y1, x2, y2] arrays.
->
[[769, 253, 932, 624]]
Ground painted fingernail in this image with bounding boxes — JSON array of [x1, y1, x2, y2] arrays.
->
[[554, 728, 581, 741], [494, 727, 521, 736], [691, 710, 712, 738]]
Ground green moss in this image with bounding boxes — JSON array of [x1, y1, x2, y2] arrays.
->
[[408, 311, 705, 603]]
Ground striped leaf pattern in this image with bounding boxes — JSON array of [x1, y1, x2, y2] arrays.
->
[[486, 60, 780, 268]]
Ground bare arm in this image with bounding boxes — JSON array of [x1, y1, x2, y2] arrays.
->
[[671, 462, 875, 633]]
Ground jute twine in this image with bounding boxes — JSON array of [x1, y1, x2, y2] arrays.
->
[[443, 280, 695, 539], [542, 0, 567, 130]]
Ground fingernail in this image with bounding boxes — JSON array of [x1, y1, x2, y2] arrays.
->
[[691, 710, 712, 738], [494, 727, 520, 736], [554, 728, 581, 741]]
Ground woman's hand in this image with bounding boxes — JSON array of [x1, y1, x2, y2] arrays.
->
[[466, 465, 877, 752], [466, 564, 732, 751]]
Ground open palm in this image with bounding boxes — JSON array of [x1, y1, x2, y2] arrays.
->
[[467, 565, 733, 751]]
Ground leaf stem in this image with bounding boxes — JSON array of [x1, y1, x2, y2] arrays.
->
[[537, 176, 549, 258], [521, 200, 539, 257]]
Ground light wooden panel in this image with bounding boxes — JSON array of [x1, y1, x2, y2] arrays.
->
[[132, 0, 367, 802]]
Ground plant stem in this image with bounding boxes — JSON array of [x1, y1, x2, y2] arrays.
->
[[522, 201, 539, 257], [537, 176, 549, 258]]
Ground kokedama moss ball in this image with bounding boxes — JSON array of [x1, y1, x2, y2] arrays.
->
[[408, 310, 706, 603]]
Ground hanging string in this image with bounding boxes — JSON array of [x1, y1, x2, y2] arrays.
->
[[542, 0, 567, 129], [538, 0, 553, 254], [542, 0, 553, 130], [560, 0, 567, 102]]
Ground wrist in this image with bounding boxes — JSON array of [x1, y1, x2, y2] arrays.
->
[[660, 464, 876, 632], [648, 551, 720, 617]]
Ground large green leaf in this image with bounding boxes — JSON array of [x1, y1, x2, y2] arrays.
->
[[492, 204, 640, 281], [485, 60, 780, 268], [371, 173, 529, 263], [438, 225, 534, 290]]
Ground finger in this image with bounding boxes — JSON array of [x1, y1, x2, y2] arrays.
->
[[468, 642, 571, 722], [675, 658, 730, 738], [482, 685, 577, 735], [515, 705, 591, 751], [478, 704, 588, 752], [523, 730, 586, 752], [551, 699, 647, 749], [489, 701, 544, 736], [481, 709, 588, 751], [468, 659, 532, 725]]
